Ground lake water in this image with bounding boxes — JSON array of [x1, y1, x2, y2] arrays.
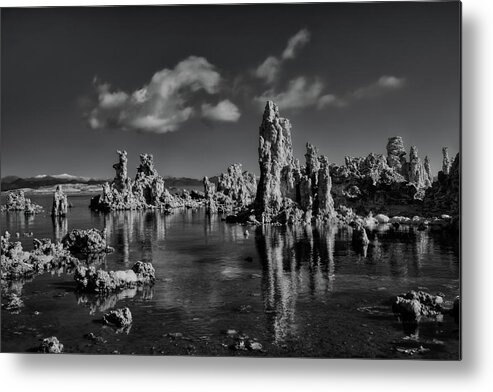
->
[[1, 194, 460, 358]]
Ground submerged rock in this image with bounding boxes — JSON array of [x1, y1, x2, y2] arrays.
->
[[39, 336, 64, 353], [1, 190, 43, 214], [103, 307, 133, 328], [51, 185, 68, 217], [74, 261, 155, 294], [62, 228, 112, 255]]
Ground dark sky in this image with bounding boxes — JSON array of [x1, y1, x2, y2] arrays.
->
[[1, 2, 460, 180]]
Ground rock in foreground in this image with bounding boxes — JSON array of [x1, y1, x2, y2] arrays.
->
[[62, 228, 112, 255], [74, 261, 155, 294], [103, 307, 133, 328], [38, 336, 64, 353]]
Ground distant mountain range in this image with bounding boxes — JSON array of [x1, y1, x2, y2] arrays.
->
[[1, 173, 205, 192]]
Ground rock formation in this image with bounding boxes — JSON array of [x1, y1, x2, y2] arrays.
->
[[442, 147, 451, 175], [254, 101, 299, 220], [217, 163, 257, 206], [90, 150, 191, 211], [392, 290, 444, 322], [74, 261, 155, 294], [1, 190, 43, 214], [407, 146, 427, 188], [1, 232, 79, 280], [423, 155, 433, 186], [62, 228, 113, 255], [386, 136, 407, 174], [103, 307, 133, 328], [38, 336, 64, 353], [203, 176, 217, 214], [51, 185, 68, 217], [252, 101, 335, 224], [423, 152, 460, 217]]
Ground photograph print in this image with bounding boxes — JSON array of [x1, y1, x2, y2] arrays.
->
[[1, 1, 461, 359]]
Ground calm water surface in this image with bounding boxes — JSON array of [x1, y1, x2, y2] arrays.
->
[[1, 194, 460, 358]]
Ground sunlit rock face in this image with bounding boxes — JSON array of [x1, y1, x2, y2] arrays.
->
[[255, 101, 299, 219], [442, 147, 452, 175], [423, 152, 460, 217], [91, 150, 198, 211], [329, 137, 436, 216], [407, 146, 429, 190], [203, 176, 218, 214], [1, 190, 43, 215], [253, 101, 335, 223], [217, 163, 257, 206], [51, 185, 68, 217]]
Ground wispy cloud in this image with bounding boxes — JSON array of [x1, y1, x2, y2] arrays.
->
[[352, 76, 406, 99], [254, 75, 405, 111], [254, 28, 311, 84], [87, 56, 240, 133], [282, 28, 311, 60]]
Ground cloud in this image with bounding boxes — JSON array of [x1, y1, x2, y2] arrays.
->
[[255, 77, 336, 110], [87, 56, 240, 133], [201, 100, 241, 122], [282, 28, 311, 60], [254, 75, 405, 111], [352, 76, 406, 99], [255, 56, 281, 85], [254, 29, 310, 84]]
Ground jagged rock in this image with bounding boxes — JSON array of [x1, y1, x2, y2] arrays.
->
[[1, 190, 43, 214], [423, 156, 433, 187], [91, 150, 183, 211], [252, 102, 336, 224], [203, 176, 218, 214], [62, 228, 112, 255], [254, 101, 299, 221], [1, 232, 79, 280], [103, 307, 133, 328], [74, 261, 155, 294], [51, 185, 68, 217], [442, 147, 451, 175], [392, 290, 444, 322], [39, 336, 64, 353], [386, 136, 407, 173], [316, 156, 335, 219], [407, 146, 428, 190], [423, 153, 459, 217], [216, 163, 257, 207]]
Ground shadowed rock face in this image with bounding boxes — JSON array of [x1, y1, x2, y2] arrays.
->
[[423, 152, 460, 216], [386, 136, 407, 174]]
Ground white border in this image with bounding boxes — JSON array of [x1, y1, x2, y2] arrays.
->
[[1, 0, 492, 391]]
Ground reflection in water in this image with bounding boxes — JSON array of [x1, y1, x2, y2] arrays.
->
[[255, 224, 337, 344], [103, 210, 169, 263], [5, 212, 35, 234], [75, 285, 154, 314], [52, 216, 68, 242]]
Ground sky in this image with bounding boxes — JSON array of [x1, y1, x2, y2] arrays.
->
[[1, 2, 460, 180]]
